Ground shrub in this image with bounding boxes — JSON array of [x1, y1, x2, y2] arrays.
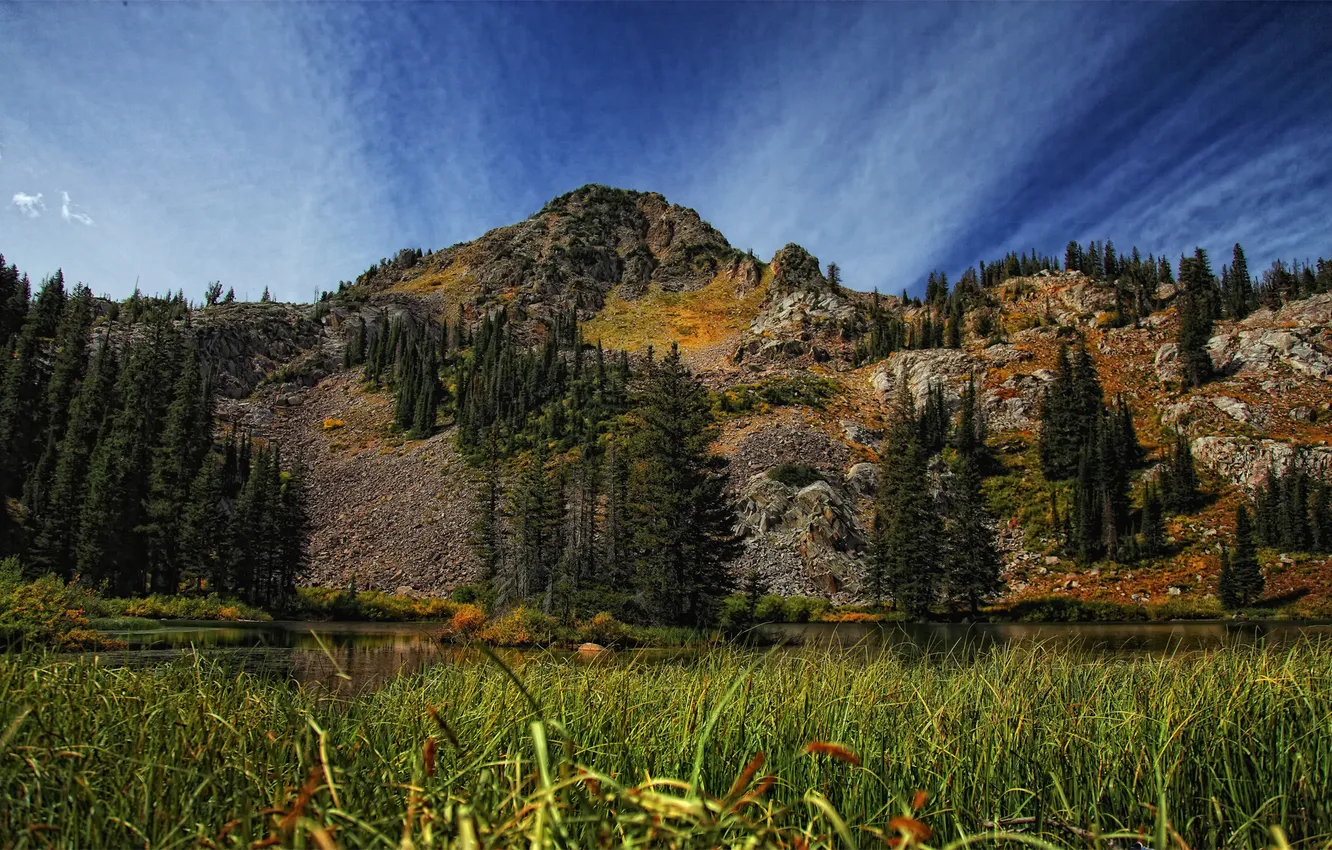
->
[[477, 607, 556, 646], [818, 611, 884, 623], [91, 593, 270, 622], [448, 604, 486, 637], [0, 563, 123, 649], [578, 612, 629, 646], [781, 596, 830, 623], [449, 584, 480, 604], [754, 594, 787, 622], [323, 418, 346, 430], [716, 593, 751, 630], [767, 464, 824, 488]]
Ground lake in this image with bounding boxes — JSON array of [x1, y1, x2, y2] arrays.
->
[[94, 617, 1332, 692]]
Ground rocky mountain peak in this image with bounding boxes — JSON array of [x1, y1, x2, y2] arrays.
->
[[769, 243, 828, 295]]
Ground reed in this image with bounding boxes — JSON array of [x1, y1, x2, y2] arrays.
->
[[1, 642, 1328, 848]]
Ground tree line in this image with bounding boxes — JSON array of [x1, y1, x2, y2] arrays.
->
[[866, 374, 1004, 616], [0, 255, 308, 607], [468, 343, 739, 626]]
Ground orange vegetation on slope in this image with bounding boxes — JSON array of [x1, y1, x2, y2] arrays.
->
[[581, 263, 772, 353]]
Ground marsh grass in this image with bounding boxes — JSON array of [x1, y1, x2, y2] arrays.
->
[[1, 642, 1329, 848]]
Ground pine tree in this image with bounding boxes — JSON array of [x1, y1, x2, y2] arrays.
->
[[601, 439, 631, 587], [76, 326, 176, 594], [145, 344, 208, 593], [28, 337, 119, 575], [1225, 243, 1252, 319], [178, 454, 229, 592], [21, 285, 95, 531], [1160, 432, 1200, 514], [504, 444, 562, 605], [952, 373, 986, 460], [1217, 544, 1238, 609], [471, 431, 505, 590], [1229, 504, 1263, 607], [1039, 341, 1104, 480], [1139, 483, 1165, 558], [945, 452, 1003, 613], [1176, 249, 1215, 388], [825, 262, 842, 291], [625, 344, 740, 625], [869, 378, 942, 616], [0, 276, 63, 506]]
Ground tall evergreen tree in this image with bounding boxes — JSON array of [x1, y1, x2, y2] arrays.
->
[[944, 452, 1003, 613], [178, 453, 229, 592], [27, 337, 119, 575], [1160, 432, 1200, 514], [1176, 248, 1215, 388], [1223, 243, 1253, 319], [1228, 504, 1263, 607], [145, 344, 209, 592], [869, 378, 942, 615], [1139, 482, 1165, 558], [625, 343, 740, 625]]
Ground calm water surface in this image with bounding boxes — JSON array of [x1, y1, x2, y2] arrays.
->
[[97, 618, 1332, 692]]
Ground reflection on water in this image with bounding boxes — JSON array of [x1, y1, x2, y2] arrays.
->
[[760, 619, 1332, 655], [98, 618, 1332, 691]]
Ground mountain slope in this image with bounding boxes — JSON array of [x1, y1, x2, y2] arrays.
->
[[207, 186, 1332, 612]]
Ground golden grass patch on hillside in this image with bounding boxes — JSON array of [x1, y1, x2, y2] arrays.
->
[[392, 259, 473, 300], [581, 264, 770, 352]]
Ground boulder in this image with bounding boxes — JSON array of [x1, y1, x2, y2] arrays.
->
[[1211, 396, 1252, 424], [844, 462, 879, 498], [736, 474, 794, 535], [1155, 342, 1181, 386], [840, 420, 882, 446]]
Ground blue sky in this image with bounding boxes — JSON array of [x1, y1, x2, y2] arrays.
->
[[3, 2, 1329, 301]]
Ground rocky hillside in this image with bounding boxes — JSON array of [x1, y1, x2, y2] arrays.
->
[[199, 185, 1332, 612]]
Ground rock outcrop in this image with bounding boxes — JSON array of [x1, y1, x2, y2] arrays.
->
[[739, 244, 858, 363], [870, 349, 977, 409], [734, 470, 866, 597], [1191, 435, 1332, 489]]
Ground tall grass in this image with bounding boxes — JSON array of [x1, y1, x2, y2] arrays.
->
[[1, 643, 1329, 848]]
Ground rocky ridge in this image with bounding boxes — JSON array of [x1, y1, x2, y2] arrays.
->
[[197, 186, 1332, 607]]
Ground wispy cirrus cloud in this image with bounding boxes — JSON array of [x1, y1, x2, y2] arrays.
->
[[1, 3, 1327, 299], [60, 191, 93, 226], [11, 191, 44, 218]]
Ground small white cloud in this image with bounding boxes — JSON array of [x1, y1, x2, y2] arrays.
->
[[12, 192, 45, 217], [60, 191, 94, 226]]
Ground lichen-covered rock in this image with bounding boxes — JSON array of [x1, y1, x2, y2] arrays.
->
[[733, 470, 867, 598], [742, 244, 858, 362], [1209, 328, 1332, 382], [191, 302, 328, 399], [840, 420, 881, 447], [982, 370, 1054, 431], [736, 474, 794, 535], [870, 349, 977, 409], [844, 462, 878, 498], [1211, 396, 1252, 424], [1155, 342, 1181, 386], [1191, 436, 1332, 489]]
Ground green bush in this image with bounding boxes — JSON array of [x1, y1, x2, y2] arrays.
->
[[290, 587, 455, 621], [0, 559, 118, 649], [754, 594, 787, 622], [716, 593, 751, 630], [767, 464, 824, 488], [719, 375, 839, 414], [88, 593, 269, 622], [781, 596, 830, 623], [449, 584, 480, 604]]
